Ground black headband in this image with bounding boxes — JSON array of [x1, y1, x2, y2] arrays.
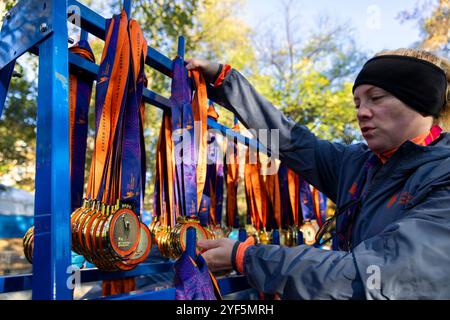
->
[[353, 55, 447, 117]]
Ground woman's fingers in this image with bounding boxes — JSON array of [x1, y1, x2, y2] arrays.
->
[[185, 58, 212, 71], [202, 247, 232, 272], [198, 238, 236, 272], [185, 58, 201, 70], [185, 58, 196, 70], [197, 239, 222, 250]]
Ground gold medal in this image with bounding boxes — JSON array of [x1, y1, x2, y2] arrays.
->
[[105, 207, 140, 259], [178, 220, 208, 256], [148, 215, 160, 242], [81, 203, 104, 263], [257, 228, 272, 245], [167, 217, 208, 259], [87, 206, 107, 263], [72, 200, 96, 255], [121, 223, 152, 267], [300, 220, 318, 246], [156, 225, 171, 258], [285, 225, 300, 247], [279, 229, 288, 246], [23, 226, 34, 264]]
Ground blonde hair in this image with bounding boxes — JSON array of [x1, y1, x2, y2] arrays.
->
[[376, 48, 450, 131]]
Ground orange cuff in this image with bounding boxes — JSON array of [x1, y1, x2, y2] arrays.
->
[[236, 236, 255, 274], [213, 64, 232, 88]]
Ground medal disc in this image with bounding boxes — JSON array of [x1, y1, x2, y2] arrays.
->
[[122, 223, 152, 266], [258, 229, 271, 245], [178, 222, 208, 257], [108, 208, 140, 258], [300, 221, 317, 246]]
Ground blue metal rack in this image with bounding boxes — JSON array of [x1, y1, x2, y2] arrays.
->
[[0, 0, 270, 300]]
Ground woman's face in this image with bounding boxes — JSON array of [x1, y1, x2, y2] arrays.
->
[[353, 85, 433, 154]]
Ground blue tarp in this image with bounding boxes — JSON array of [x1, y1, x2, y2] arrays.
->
[[0, 215, 33, 238]]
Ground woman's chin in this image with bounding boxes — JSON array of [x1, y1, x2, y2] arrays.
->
[[366, 139, 385, 154]]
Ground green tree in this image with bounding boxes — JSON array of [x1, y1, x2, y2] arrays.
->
[[397, 0, 450, 54], [78, 0, 258, 209], [251, 1, 367, 144], [0, 67, 37, 191]]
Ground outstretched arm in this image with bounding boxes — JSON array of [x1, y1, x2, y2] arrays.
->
[[186, 59, 364, 202]]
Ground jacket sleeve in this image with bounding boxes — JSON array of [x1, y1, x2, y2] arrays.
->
[[243, 186, 450, 300], [242, 244, 365, 300], [207, 69, 363, 202]]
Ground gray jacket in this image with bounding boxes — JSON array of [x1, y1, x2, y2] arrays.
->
[[208, 69, 450, 300]]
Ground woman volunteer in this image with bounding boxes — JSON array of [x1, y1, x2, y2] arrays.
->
[[187, 48, 450, 299]]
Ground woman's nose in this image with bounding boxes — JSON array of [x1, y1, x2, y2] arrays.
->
[[357, 103, 373, 121]]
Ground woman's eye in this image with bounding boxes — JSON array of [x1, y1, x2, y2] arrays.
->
[[372, 96, 385, 101]]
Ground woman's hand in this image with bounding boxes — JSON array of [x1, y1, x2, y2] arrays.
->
[[185, 58, 210, 71], [185, 58, 221, 84], [197, 238, 237, 272]]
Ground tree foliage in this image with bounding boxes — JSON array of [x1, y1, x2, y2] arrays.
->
[[0, 71, 37, 191], [251, 1, 367, 143], [7, 0, 435, 200], [397, 0, 450, 54]]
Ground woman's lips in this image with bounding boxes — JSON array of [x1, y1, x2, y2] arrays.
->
[[361, 127, 376, 137]]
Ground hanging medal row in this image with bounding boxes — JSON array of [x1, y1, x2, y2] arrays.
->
[[148, 57, 331, 255], [150, 56, 213, 259], [223, 136, 329, 248], [24, 11, 152, 271], [24, 11, 330, 270]]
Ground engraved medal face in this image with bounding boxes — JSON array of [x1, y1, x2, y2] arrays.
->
[[301, 222, 317, 246], [133, 226, 149, 259], [126, 223, 151, 264], [109, 208, 140, 257]]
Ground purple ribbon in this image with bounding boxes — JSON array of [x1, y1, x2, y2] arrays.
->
[[170, 57, 197, 218], [278, 164, 294, 228], [299, 176, 314, 221], [174, 252, 219, 300], [215, 162, 224, 225], [91, 14, 122, 202], [69, 40, 95, 211], [120, 27, 146, 212], [336, 155, 378, 250], [316, 192, 327, 227]]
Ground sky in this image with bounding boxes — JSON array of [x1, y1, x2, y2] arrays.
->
[[243, 0, 426, 55]]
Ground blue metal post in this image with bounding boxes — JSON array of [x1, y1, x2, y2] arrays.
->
[[123, 0, 132, 17], [177, 36, 185, 58], [32, 0, 72, 300], [80, 30, 88, 42], [186, 227, 196, 259], [0, 0, 266, 300], [272, 229, 280, 245], [238, 228, 247, 242], [0, 60, 15, 119]]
